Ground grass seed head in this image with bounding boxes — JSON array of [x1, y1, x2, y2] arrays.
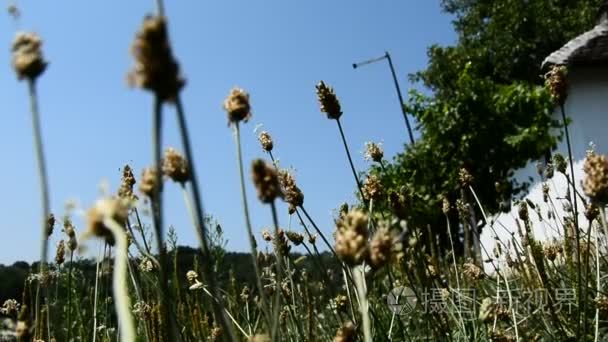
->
[[544, 65, 568, 106], [139, 167, 159, 198], [12, 32, 47, 80], [55, 240, 65, 265], [333, 321, 357, 342], [46, 213, 55, 238], [223, 87, 251, 123], [279, 169, 304, 211], [362, 174, 383, 201], [128, 16, 185, 102], [583, 152, 608, 204], [258, 131, 273, 152], [86, 198, 130, 245], [335, 209, 369, 265], [118, 164, 138, 201], [162, 147, 190, 184], [364, 141, 384, 163], [251, 159, 283, 203], [316, 81, 342, 120]]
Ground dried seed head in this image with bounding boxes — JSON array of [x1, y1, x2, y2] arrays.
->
[[240, 286, 251, 302], [333, 321, 357, 342], [46, 213, 55, 238], [388, 187, 410, 219], [517, 201, 529, 222], [186, 270, 199, 284], [368, 226, 400, 270], [64, 218, 78, 251], [307, 233, 317, 244], [544, 65, 568, 105], [362, 174, 383, 201], [1, 299, 20, 316], [138, 257, 154, 272], [223, 87, 251, 123], [12, 32, 47, 80], [442, 196, 451, 215], [583, 152, 608, 204], [458, 168, 474, 187], [316, 81, 342, 120], [86, 198, 130, 245], [274, 229, 291, 255], [585, 204, 600, 222], [251, 159, 282, 203], [463, 261, 484, 281], [261, 229, 272, 242], [162, 147, 190, 183], [279, 169, 304, 210], [286, 231, 304, 246], [553, 153, 567, 174], [258, 131, 273, 152], [128, 16, 185, 102], [210, 326, 223, 342], [334, 295, 348, 313], [456, 199, 471, 221], [544, 163, 554, 179], [55, 240, 65, 265], [596, 294, 608, 314], [543, 241, 562, 262], [118, 165, 138, 201], [335, 209, 369, 265], [139, 167, 159, 198], [364, 142, 383, 162]]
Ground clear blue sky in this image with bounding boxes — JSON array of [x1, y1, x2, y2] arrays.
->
[[0, 1, 455, 264]]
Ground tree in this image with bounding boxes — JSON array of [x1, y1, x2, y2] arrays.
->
[[370, 0, 598, 254]]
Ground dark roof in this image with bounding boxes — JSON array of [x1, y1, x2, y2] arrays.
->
[[542, 18, 608, 68]]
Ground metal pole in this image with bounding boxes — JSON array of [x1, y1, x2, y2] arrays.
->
[[385, 52, 414, 144]]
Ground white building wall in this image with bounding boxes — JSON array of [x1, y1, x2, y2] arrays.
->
[[480, 66, 608, 272]]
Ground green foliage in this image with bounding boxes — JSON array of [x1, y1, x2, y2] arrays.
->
[[372, 0, 598, 245]]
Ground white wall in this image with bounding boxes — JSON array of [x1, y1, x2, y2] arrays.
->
[[480, 66, 608, 272]]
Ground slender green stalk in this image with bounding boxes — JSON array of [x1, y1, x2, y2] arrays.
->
[[103, 217, 135, 342], [352, 266, 371, 342], [336, 119, 364, 200], [559, 104, 581, 336], [150, 96, 178, 341], [233, 122, 272, 331], [66, 250, 73, 342], [92, 242, 102, 342], [173, 96, 236, 340], [27, 78, 51, 340], [270, 201, 284, 340]]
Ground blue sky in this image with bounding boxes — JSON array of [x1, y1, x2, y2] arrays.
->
[[0, 1, 455, 264]]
